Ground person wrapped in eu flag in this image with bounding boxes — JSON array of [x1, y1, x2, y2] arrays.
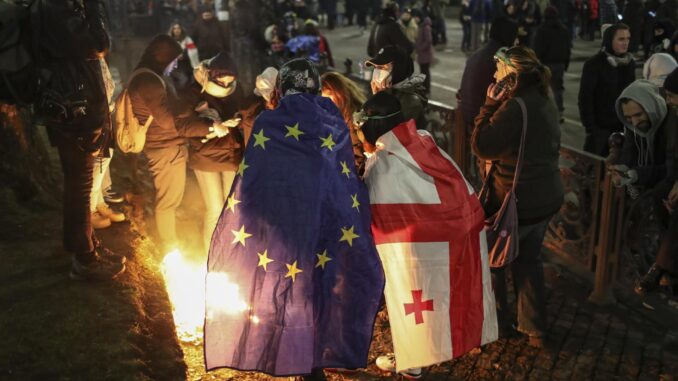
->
[[204, 58, 385, 378]]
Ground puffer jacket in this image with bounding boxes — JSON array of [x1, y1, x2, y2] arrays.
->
[[384, 74, 428, 130]]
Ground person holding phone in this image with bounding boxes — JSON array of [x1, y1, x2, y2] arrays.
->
[[472, 46, 564, 348]]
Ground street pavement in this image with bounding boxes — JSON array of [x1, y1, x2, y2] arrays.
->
[[322, 20, 617, 149]]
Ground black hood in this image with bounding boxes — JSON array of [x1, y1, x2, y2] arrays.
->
[[489, 17, 519, 46], [137, 35, 183, 74], [361, 92, 405, 145], [602, 24, 629, 56]]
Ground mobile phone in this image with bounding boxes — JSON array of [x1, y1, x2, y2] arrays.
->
[[494, 74, 516, 98]]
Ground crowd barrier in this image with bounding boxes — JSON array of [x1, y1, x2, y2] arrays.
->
[[338, 67, 635, 304]]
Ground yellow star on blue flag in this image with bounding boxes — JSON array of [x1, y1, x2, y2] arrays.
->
[[285, 123, 304, 141], [339, 226, 360, 247], [320, 134, 336, 151], [253, 129, 271, 150]]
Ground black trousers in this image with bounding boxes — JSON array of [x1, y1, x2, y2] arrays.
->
[[493, 219, 550, 336], [420, 62, 431, 95], [55, 133, 96, 255]]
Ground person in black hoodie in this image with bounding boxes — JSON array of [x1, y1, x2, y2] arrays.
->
[[176, 52, 245, 253], [39, 0, 125, 280], [192, 6, 228, 61], [128, 35, 228, 253], [578, 23, 635, 156], [459, 17, 519, 129], [367, 2, 414, 57], [533, 6, 571, 121]]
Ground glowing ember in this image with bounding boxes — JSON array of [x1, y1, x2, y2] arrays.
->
[[161, 250, 248, 342]]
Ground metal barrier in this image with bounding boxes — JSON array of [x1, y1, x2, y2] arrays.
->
[[334, 67, 628, 303]]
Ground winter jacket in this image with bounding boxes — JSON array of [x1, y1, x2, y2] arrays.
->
[[615, 80, 675, 187], [40, 0, 110, 141], [384, 74, 428, 130], [578, 51, 636, 133], [176, 63, 246, 172], [533, 18, 571, 68], [415, 17, 434, 65], [192, 18, 228, 60], [459, 17, 518, 126], [460, 40, 503, 126], [367, 15, 414, 57], [472, 74, 564, 224], [128, 35, 211, 150]]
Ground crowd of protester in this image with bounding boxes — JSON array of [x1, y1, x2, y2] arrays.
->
[[8, 0, 677, 379]]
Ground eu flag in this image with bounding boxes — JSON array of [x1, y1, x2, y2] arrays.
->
[[204, 93, 385, 376]]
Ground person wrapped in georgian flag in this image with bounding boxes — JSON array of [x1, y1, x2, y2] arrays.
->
[[355, 92, 498, 376]]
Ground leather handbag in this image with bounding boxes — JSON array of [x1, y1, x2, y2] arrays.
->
[[478, 97, 528, 268]]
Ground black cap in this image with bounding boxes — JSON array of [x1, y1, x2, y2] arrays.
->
[[366, 45, 413, 84], [664, 67, 678, 93]]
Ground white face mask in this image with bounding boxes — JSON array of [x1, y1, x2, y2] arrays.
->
[[371, 68, 392, 93]]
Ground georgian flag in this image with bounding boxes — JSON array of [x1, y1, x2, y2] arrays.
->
[[364, 120, 498, 372]]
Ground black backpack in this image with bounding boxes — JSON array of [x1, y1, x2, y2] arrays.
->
[[0, 0, 42, 106]]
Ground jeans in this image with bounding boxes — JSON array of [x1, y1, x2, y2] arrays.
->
[[144, 145, 188, 251], [55, 134, 96, 255], [493, 219, 550, 337], [193, 169, 236, 252], [90, 151, 113, 213]]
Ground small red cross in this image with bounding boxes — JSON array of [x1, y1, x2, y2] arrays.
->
[[403, 289, 434, 325]]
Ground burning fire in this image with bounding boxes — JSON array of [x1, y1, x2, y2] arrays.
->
[[161, 249, 249, 342]]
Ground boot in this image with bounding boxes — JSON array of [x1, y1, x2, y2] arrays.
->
[[635, 263, 663, 296]]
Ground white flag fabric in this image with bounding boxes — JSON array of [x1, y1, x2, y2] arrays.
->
[[364, 120, 498, 372]]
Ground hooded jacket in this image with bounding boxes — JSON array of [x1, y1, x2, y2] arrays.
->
[[643, 53, 678, 87], [367, 14, 414, 57], [615, 79, 674, 187], [128, 35, 211, 150], [578, 25, 636, 133], [459, 17, 519, 126]]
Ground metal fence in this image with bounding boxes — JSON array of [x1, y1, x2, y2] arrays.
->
[[338, 67, 631, 303]]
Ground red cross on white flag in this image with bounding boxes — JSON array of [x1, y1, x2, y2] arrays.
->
[[404, 290, 434, 325], [365, 120, 498, 372]]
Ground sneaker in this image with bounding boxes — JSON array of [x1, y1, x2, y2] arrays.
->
[[91, 211, 112, 229], [97, 203, 125, 222], [69, 255, 125, 281], [375, 354, 423, 379], [635, 263, 663, 296], [104, 190, 125, 204]]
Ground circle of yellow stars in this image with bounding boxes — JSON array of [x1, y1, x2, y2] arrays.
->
[[226, 120, 365, 283]]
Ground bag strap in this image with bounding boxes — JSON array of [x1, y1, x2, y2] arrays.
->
[[511, 96, 528, 194], [126, 68, 165, 90]]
